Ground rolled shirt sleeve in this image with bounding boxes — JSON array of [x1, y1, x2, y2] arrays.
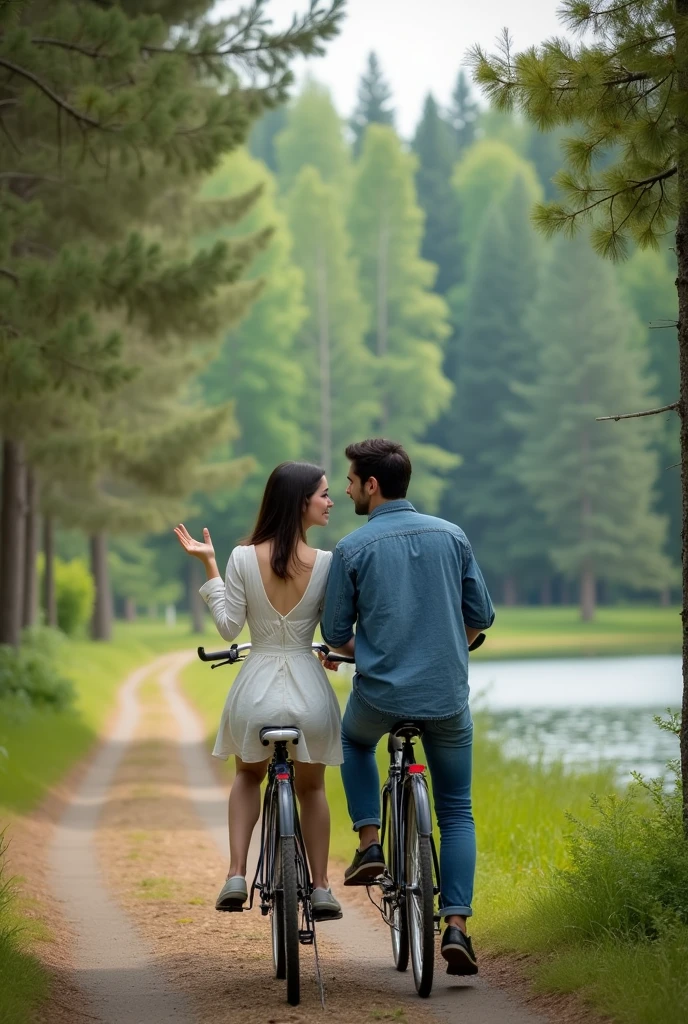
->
[[320, 545, 356, 648], [199, 546, 247, 642], [461, 543, 495, 631]]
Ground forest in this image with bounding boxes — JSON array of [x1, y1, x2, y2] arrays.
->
[[0, 0, 681, 649]]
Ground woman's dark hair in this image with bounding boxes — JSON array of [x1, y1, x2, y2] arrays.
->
[[247, 462, 325, 579], [344, 438, 412, 498]]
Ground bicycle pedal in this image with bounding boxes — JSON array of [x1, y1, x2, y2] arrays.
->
[[219, 905, 244, 913], [299, 930, 314, 945]]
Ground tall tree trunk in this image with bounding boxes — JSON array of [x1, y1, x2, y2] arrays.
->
[[43, 515, 58, 627], [540, 576, 552, 606], [560, 580, 570, 606], [377, 212, 390, 430], [316, 242, 332, 475], [22, 470, 40, 629], [675, 6, 688, 833], [124, 597, 136, 622], [90, 532, 112, 641], [580, 565, 596, 622], [188, 559, 205, 635], [0, 439, 27, 646], [503, 575, 517, 607]]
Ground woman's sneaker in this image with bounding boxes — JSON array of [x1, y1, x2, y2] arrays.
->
[[215, 875, 248, 912], [343, 843, 386, 885], [441, 925, 479, 975], [311, 887, 343, 921]]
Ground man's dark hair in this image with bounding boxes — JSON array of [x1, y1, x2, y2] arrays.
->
[[345, 438, 412, 499]]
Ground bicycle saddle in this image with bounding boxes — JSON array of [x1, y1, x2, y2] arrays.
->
[[260, 726, 301, 746], [388, 721, 424, 752]]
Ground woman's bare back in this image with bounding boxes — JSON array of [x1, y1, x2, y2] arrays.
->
[[253, 540, 318, 617]]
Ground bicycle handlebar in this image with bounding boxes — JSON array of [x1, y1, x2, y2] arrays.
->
[[197, 641, 356, 666]]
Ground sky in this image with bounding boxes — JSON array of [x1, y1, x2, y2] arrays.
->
[[214, 0, 571, 137]]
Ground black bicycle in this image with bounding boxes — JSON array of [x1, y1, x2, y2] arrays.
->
[[368, 631, 486, 999], [197, 640, 354, 1007], [367, 721, 440, 998]]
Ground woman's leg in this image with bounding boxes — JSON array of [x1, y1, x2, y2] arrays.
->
[[227, 755, 268, 877], [294, 761, 330, 890]]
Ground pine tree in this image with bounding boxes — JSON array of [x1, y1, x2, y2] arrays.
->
[[440, 175, 546, 598], [286, 165, 378, 538], [249, 107, 289, 172], [470, 0, 688, 829], [197, 148, 308, 549], [275, 80, 351, 192], [348, 125, 456, 511], [412, 94, 463, 295], [452, 139, 542, 261], [515, 236, 673, 621], [0, 0, 345, 646], [619, 247, 681, 573], [448, 69, 479, 155], [350, 52, 395, 158]]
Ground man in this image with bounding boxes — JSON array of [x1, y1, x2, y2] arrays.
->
[[320, 438, 494, 976]]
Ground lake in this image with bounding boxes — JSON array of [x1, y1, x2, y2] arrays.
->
[[469, 655, 682, 780]]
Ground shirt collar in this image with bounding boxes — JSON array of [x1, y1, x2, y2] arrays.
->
[[368, 499, 416, 521]]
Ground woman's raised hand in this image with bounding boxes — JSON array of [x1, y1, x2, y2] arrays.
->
[[173, 524, 215, 563]]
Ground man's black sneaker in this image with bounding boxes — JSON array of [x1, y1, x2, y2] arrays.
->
[[441, 925, 479, 976], [343, 843, 386, 886]]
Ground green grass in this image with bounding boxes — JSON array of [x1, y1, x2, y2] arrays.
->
[[0, 617, 218, 816], [472, 605, 681, 659]]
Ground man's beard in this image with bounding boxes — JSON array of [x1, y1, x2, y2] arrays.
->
[[353, 497, 370, 516]]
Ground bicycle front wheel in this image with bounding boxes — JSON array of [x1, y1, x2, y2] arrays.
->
[[405, 781, 435, 998], [382, 786, 408, 972], [279, 834, 300, 1006]]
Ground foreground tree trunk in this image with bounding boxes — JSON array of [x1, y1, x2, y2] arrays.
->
[[42, 515, 58, 628], [90, 532, 113, 641], [580, 565, 596, 622], [189, 560, 205, 635], [675, 13, 688, 832], [0, 439, 27, 646], [22, 470, 40, 629]]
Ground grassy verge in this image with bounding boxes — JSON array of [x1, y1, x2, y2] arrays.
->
[[182, 653, 685, 1024], [0, 618, 216, 1024], [0, 618, 218, 816]]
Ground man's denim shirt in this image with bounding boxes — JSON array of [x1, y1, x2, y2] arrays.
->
[[320, 500, 495, 720]]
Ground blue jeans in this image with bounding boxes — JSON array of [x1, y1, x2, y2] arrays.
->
[[341, 689, 475, 919]]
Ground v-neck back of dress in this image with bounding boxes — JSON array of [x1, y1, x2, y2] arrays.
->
[[250, 544, 322, 620]]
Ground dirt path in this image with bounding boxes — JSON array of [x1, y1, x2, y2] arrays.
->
[[43, 652, 555, 1024]]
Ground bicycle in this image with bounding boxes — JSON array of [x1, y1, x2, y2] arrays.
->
[[197, 640, 354, 1007], [367, 630, 486, 999]]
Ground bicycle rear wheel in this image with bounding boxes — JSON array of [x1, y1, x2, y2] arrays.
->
[[280, 834, 300, 1006], [382, 786, 408, 972], [405, 781, 435, 998]]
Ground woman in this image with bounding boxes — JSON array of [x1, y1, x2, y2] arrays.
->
[[174, 462, 343, 921]]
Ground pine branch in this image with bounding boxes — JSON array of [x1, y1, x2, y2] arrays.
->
[[0, 57, 105, 130], [552, 165, 677, 223], [597, 401, 679, 421], [0, 267, 19, 285]]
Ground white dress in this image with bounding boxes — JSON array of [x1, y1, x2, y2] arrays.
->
[[199, 545, 343, 765]]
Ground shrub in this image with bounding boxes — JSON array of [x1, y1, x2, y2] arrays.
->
[[530, 712, 687, 944], [54, 558, 94, 636], [0, 628, 74, 711]]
